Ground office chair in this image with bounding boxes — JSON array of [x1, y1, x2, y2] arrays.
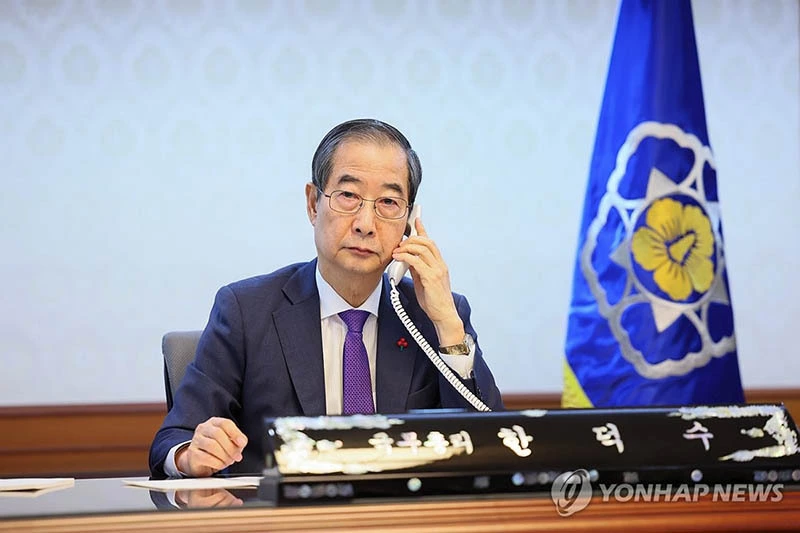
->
[[162, 330, 202, 410]]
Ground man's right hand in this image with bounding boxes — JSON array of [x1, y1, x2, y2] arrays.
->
[[175, 488, 243, 508], [175, 417, 248, 477]]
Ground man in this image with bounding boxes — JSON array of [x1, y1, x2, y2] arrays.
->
[[149, 118, 503, 478]]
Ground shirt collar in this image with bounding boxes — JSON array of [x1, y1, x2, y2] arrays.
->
[[316, 267, 382, 320]]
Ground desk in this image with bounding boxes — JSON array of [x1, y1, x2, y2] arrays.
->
[[1, 477, 799, 533]]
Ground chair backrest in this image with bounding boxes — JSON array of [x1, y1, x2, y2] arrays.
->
[[162, 330, 202, 410]]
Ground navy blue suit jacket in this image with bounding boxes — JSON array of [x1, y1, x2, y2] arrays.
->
[[149, 260, 503, 477]]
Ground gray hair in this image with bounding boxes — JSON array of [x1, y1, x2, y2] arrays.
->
[[311, 118, 422, 206]]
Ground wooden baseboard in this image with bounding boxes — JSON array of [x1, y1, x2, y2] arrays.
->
[[0, 403, 167, 478], [1, 389, 798, 478], [500, 389, 800, 415]]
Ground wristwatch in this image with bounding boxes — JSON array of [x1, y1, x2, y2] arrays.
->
[[439, 333, 474, 356]]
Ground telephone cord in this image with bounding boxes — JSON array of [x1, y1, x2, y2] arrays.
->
[[389, 279, 491, 412]]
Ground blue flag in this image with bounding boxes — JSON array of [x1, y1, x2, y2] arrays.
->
[[563, 0, 744, 407]]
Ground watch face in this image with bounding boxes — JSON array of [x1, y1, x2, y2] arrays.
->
[[464, 333, 475, 350]]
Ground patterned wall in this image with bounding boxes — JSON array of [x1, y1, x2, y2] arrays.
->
[[0, 0, 797, 404]]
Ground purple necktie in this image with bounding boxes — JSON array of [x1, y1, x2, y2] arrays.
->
[[339, 309, 374, 415]]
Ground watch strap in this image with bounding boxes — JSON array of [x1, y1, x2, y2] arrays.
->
[[439, 334, 474, 355]]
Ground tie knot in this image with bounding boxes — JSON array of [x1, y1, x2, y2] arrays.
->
[[339, 309, 370, 334]]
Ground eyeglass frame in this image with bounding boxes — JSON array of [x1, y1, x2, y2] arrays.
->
[[316, 187, 411, 220]]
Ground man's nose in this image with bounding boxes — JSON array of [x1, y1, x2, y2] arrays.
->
[[352, 203, 377, 235]]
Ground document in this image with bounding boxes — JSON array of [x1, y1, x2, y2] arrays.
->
[[0, 478, 75, 497], [123, 476, 261, 492]]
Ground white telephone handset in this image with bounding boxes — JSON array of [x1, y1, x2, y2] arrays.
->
[[387, 204, 421, 284], [386, 204, 491, 412]]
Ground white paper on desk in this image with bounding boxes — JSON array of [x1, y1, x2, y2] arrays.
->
[[0, 478, 75, 497], [123, 477, 262, 492]]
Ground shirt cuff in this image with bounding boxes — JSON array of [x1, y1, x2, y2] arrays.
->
[[438, 345, 475, 380], [164, 441, 192, 478]]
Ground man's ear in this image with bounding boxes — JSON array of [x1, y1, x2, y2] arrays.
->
[[305, 182, 318, 225]]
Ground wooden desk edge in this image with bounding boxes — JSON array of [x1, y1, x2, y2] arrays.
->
[[2, 491, 799, 533]]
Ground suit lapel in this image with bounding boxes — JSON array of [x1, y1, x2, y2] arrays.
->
[[273, 260, 326, 416], [375, 276, 419, 414]]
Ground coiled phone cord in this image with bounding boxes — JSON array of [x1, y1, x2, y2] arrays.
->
[[389, 278, 491, 412]]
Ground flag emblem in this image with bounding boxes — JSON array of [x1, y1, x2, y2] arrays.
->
[[580, 121, 735, 382]]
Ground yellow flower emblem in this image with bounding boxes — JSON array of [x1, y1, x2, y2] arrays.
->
[[631, 197, 715, 301]]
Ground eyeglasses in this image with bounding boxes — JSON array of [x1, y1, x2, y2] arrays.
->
[[318, 188, 410, 220]]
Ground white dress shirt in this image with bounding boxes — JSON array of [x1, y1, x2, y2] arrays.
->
[[317, 267, 381, 415]]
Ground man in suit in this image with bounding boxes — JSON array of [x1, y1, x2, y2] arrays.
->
[[149, 118, 503, 478]]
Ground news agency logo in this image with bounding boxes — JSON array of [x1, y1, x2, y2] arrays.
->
[[550, 469, 785, 516], [551, 469, 593, 516]]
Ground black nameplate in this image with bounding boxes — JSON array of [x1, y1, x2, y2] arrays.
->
[[259, 404, 800, 503]]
